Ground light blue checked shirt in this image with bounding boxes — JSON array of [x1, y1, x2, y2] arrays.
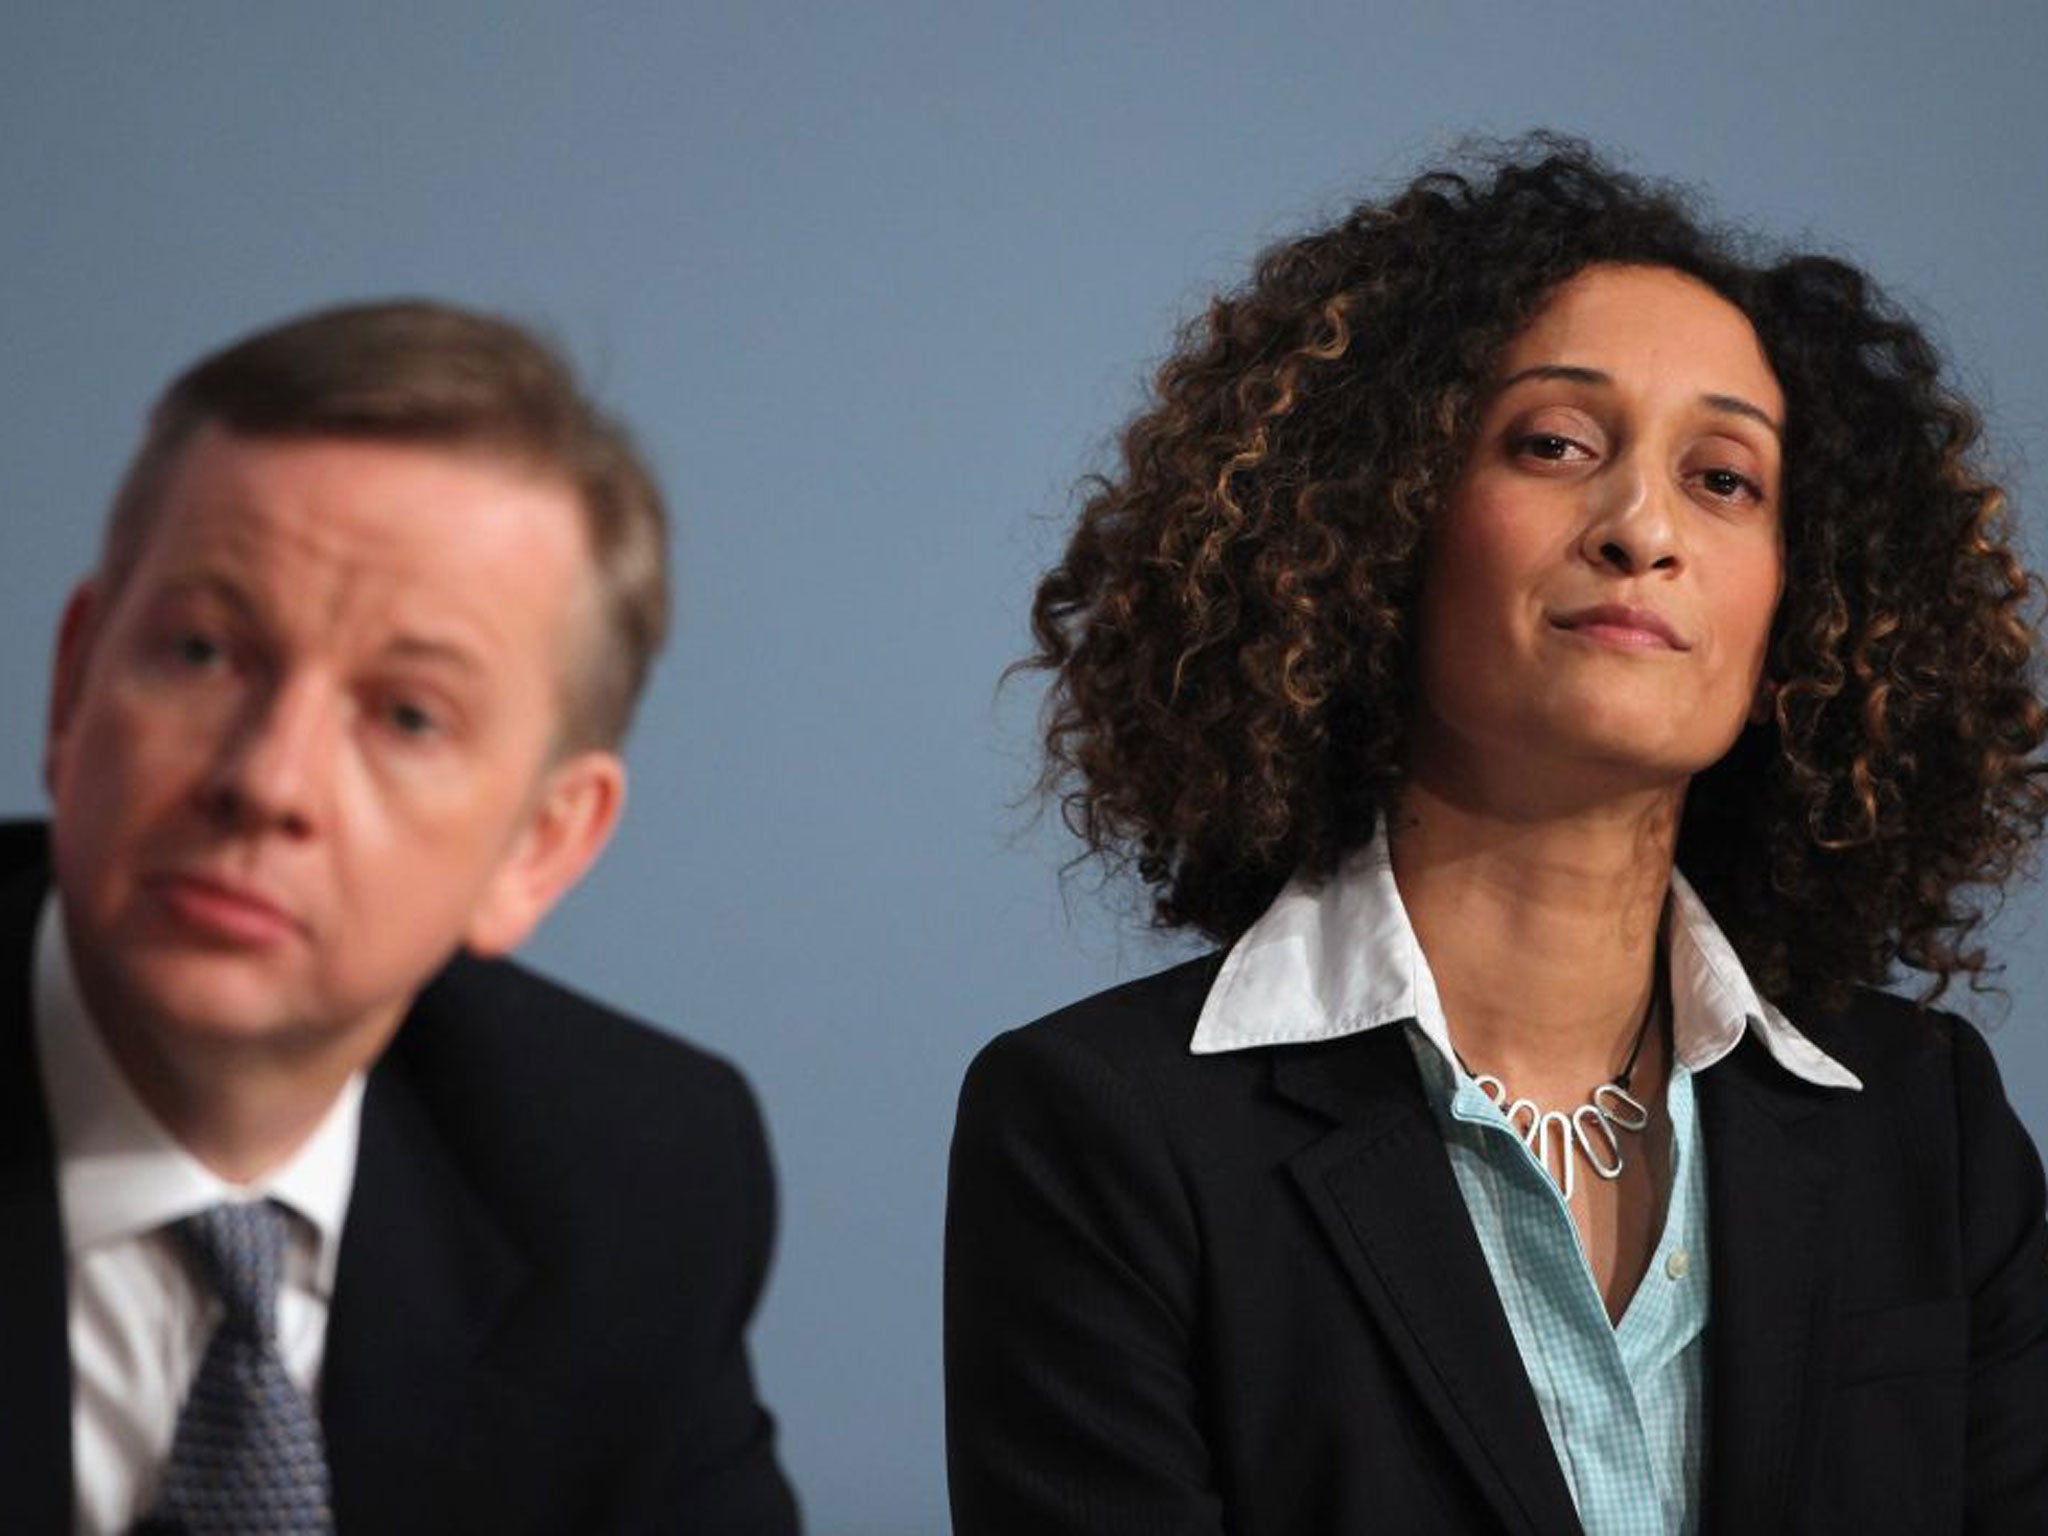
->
[[1190, 831, 1860, 1535]]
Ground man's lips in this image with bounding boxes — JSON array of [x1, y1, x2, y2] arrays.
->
[[1548, 604, 1690, 651], [145, 872, 304, 945]]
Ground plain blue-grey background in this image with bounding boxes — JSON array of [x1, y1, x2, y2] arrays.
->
[[4, 6, 2046, 1531]]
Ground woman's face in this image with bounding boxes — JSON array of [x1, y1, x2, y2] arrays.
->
[[1407, 263, 1786, 805]]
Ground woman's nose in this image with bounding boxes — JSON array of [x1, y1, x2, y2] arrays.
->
[[1579, 464, 1682, 576]]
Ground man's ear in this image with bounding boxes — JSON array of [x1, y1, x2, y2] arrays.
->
[[464, 750, 627, 957], [45, 581, 103, 795]]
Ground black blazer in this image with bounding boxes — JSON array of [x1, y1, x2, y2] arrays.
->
[[946, 952, 2048, 1534], [0, 824, 800, 1535]]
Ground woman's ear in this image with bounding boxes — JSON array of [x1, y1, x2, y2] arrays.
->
[[1749, 675, 1777, 728]]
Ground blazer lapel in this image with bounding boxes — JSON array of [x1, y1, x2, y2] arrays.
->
[[1697, 1035, 1845, 1536], [321, 1031, 526, 1536], [0, 841, 76, 1531], [1278, 1028, 1582, 1536]]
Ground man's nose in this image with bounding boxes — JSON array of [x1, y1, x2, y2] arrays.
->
[[1578, 461, 1683, 577], [198, 675, 333, 837]]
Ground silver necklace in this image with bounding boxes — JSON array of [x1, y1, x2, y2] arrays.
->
[[1450, 972, 1659, 1201]]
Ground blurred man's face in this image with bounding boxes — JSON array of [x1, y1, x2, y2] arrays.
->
[[45, 425, 622, 1072]]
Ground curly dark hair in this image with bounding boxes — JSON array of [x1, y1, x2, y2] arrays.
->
[[1025, 135, 2046, 1007]]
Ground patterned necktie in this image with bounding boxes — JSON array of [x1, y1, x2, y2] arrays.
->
[[144, 1200, 335, 1535]]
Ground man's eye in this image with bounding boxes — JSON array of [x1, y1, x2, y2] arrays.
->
[[171, 632, 224, 667], [387, 701, 440, 738]]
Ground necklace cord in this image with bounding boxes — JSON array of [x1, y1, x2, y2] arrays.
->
[[1447, 946, 1668, 1199], [1450, 944, 1666, 1092]]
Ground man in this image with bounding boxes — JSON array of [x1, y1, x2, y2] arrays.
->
[[2, 301, 800, 1533]]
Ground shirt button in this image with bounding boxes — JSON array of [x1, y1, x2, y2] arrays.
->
[[1665, 1248, 1692, 1281]]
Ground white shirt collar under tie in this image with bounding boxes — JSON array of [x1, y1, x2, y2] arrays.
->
[[1189, 827, 1862, 1092]]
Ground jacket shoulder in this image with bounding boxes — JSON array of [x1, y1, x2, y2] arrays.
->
[[975, 950, 1227, 1080], [0, 821, 48, 873], [1789, 982, 1984, 1090], [382, 951, 770, 1200], [402, 949, 749, 1098], [959, 950, 1274, 1144]]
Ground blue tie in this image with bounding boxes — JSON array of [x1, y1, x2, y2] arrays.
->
[[145, 1201, 335, 1535]]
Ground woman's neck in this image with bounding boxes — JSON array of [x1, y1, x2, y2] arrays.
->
[[1387, 776, 1681, 1095]]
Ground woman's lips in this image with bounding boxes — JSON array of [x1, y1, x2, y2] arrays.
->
[[1548, 604, 1689, 651], [147, 873, 301, 945]]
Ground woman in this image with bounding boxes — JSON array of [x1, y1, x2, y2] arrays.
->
[[946, 141, 2048, 1535]]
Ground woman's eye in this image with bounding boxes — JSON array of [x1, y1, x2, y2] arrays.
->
[[1700, 467, 1761, 500], [1516, 433, 1587, 463]]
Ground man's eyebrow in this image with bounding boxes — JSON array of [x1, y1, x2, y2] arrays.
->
[[152, 571, 258, 614], [156, 576, 488, 673], [386, 635, 485, 673], [1495, 365, 1783, 439]]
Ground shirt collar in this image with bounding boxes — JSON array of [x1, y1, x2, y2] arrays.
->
[[32, 892, 365, 1292], [1190, 826, 1861, 1091]]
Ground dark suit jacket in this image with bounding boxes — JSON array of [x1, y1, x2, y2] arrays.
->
[[0, 823, 799, 1535], [946, 952, 2048, 1535]]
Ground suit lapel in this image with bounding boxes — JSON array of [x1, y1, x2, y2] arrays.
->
[[321, 1018, 526, 1536], [1697, 1034, 1844, 1536], [1278, 1028, 1582, 1536], [0, 838, 76, 1531]]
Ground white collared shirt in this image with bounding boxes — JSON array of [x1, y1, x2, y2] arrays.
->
[[1191, 830, 1861, 1090], [33, 894, 365, 1536]]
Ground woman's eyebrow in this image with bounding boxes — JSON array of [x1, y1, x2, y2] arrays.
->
[[1703, 393, 1783, 439], [1496, 364, 1783, 438], [1498, 363, 1608, 391]]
